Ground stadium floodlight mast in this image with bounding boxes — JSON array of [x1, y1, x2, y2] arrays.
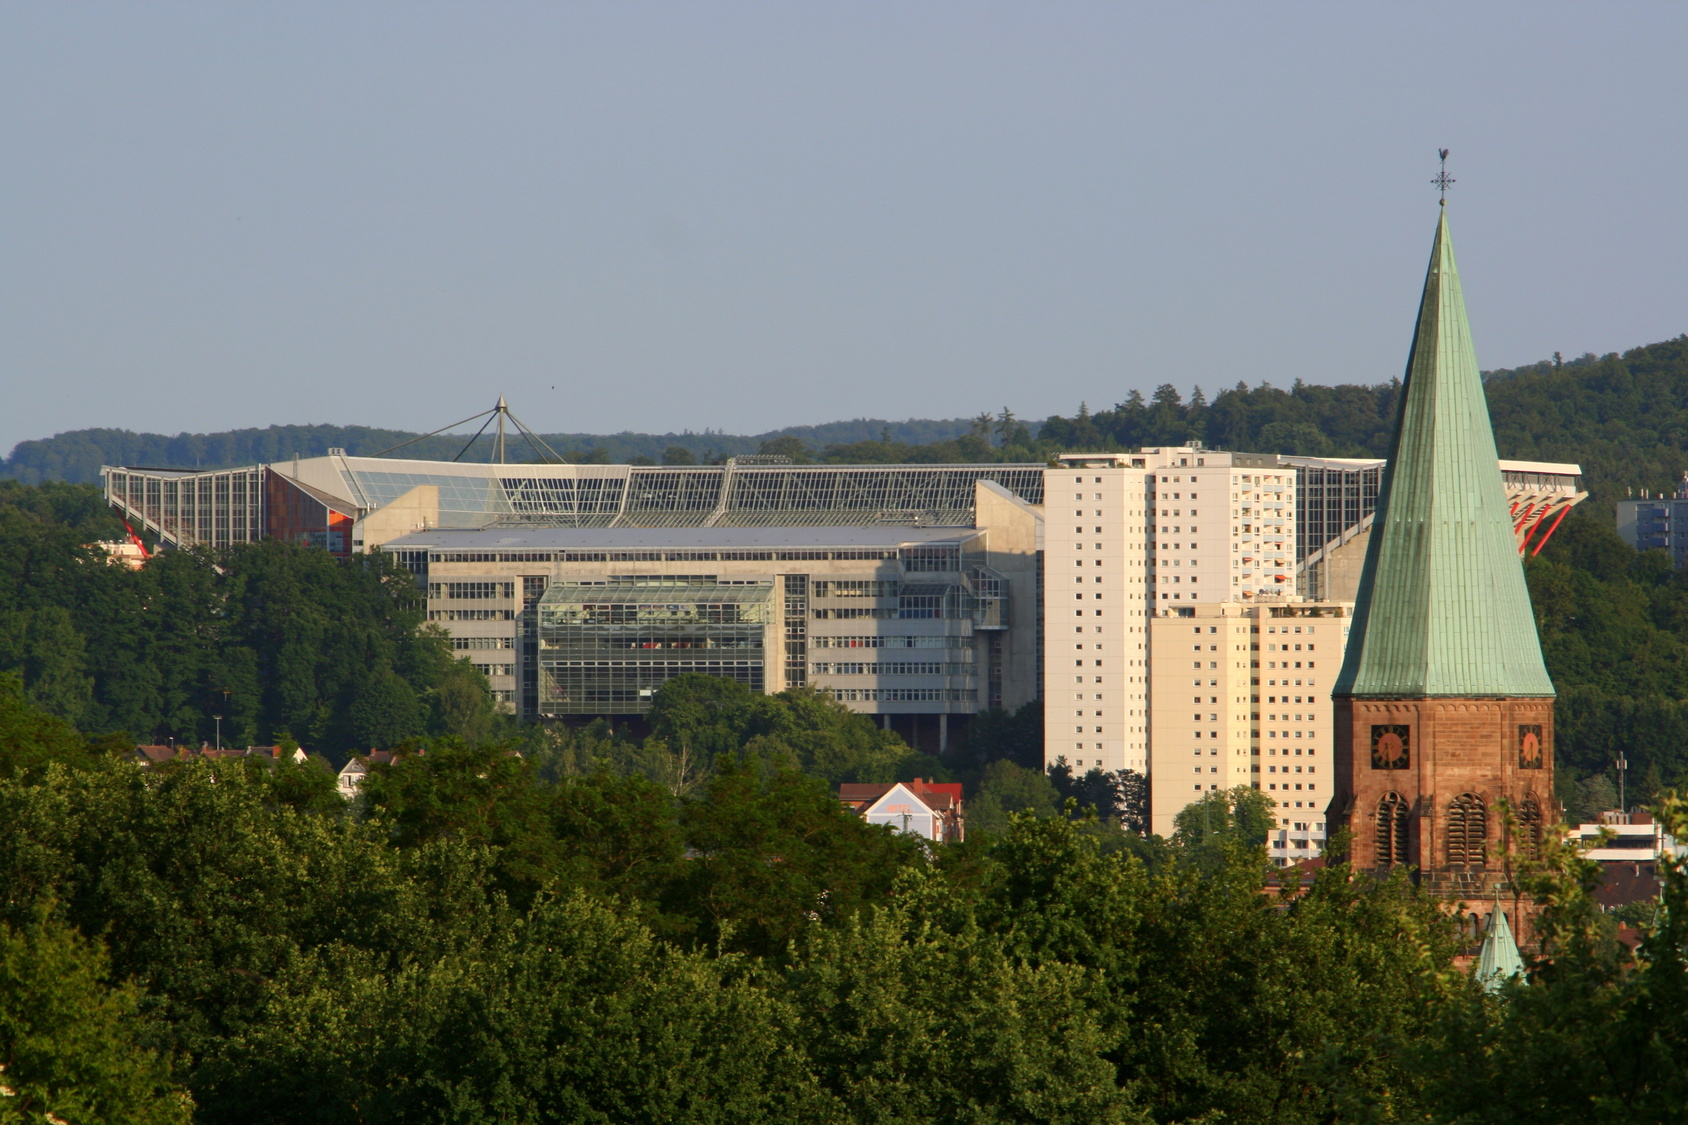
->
[[367, 398, 568, 465]]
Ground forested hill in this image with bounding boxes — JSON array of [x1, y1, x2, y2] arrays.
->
[[1036, 334, 1688, 508], [0, 416, 979, 485], [6, 335, 1684, 501]]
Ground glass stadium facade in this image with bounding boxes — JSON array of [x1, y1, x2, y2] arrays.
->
[[104, 455, 1047, 552]]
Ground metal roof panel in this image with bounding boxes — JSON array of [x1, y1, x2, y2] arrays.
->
[[1334, 210, 1555, 699]]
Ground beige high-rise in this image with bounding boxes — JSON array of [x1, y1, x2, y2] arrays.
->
[[1149, 599, 1352, 864], [1044, 448, 1361, 857]]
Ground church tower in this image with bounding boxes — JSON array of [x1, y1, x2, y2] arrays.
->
[[1329, 206, 1555, 896]]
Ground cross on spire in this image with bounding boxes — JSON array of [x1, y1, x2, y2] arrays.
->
[[1433, 148, 1454, 205]]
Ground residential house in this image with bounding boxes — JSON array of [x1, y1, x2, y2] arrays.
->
[[838, 778, 964, 843], [336, 749, 405, 800]]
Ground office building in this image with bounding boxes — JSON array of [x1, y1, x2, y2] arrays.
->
[[376, 480, 1041, 745], [1616, 477, 1688, 565]]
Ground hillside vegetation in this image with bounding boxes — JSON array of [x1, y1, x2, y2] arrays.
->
[[7, 336, 1685, 510], [0, 416, 979, 485]]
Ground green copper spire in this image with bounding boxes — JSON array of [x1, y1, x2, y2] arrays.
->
[[1334, 210, 1555, 698], [1475, 898, 1525, 993]]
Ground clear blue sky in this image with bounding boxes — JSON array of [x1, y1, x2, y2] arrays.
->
[[2, 2, 1684, 454]]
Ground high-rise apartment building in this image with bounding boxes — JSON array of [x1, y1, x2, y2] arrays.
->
[[1043, 449, 1298, 779], [1140, 448, 1296, 604], [1041, 458, 1152, 774], [1147, 602, 1256, 830], [1148, 599, 1352, 864]]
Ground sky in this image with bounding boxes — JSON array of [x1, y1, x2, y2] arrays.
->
[[2, 3, 1685, 454]]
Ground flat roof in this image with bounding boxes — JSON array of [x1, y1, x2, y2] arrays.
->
[[382, 525, 978, 550], [327, 456, 1045, 476], [1498, 459, 1583, 476], [1284, 455, 1583, 476]]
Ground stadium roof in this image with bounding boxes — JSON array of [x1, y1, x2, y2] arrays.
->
[[382, 525, 978, 550]]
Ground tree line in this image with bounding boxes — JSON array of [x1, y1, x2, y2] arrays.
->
[[3, 676, 1686, 1123], [12, 336, 1687, 512], [0, 418, 981, 486]]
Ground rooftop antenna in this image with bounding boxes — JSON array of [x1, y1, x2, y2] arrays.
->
[[1433, 148, 1455, 205]]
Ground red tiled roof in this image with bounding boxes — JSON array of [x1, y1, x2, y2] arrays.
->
[[132, 745, 180, 765], [837, 777, 964, 814]]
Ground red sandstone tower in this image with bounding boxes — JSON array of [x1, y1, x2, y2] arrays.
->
[[1328, 206, 1556, 898]]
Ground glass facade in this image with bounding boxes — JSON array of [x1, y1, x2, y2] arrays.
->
[[536, 576, 775, 715], [342, 471, 516, 527], [107, 459, 1048, 548], [1294, 462, 1383, 562], [341, 464, 1047, 531], [103, 466, 265, 550]]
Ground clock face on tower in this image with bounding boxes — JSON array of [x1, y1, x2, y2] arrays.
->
[[1371, 725, 1410, 770], [1519, 725, 1544, 769]]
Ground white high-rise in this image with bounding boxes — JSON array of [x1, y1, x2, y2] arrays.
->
[[1041, 457, 1152, 775], [1043, 447, 1304, 825]]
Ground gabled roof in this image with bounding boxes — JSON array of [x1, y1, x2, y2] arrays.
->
[[838, 778, 963, 814], [1334, 210, 1555, 699], [132, 745, 181, 765]]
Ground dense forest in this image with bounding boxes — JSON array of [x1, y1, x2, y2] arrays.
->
[[0, 481, 501, 753], [3, 676, 1687, 1123], [7, 335, 1686, 511]]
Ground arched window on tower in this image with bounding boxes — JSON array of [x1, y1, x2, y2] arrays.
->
[[1447, 793, 1487, 868], [1518, 796, 1543, 862], [1376, 792, 1410, 865]]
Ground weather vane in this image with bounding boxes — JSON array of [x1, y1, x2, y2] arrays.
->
[[1432, 148, 1454, 205]]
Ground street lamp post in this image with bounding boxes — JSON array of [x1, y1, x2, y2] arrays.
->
[[214, 687, 233, 754]]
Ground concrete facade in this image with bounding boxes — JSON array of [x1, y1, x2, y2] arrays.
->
[[1041, 448, 1299, 788], [380, 481, 1041, 746], [1041, 458, 1151, 775]]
